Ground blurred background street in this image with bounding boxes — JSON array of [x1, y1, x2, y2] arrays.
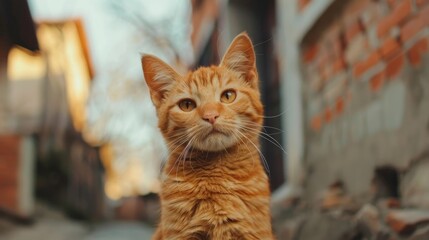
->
[[1, 0, 429, 239], [0, 203, 154, 240]]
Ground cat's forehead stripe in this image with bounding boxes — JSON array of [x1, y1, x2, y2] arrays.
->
[[225, 76, 234, 85], [188, 67, 223, 87]]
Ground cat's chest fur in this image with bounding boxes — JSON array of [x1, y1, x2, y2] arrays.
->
[[173, 178, 246, 221], [161, 158, 269, 223]]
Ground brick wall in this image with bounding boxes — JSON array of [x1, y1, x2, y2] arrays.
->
[[301, 0, 429, 204], [0, 135, 20, 214]]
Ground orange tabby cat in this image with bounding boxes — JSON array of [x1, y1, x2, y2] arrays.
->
[[142, 33, 274, 240]]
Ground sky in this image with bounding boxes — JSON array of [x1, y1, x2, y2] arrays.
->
[[28, 0, 194, 198]]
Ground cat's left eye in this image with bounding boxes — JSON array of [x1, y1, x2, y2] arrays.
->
[[220, 89, 237, 103]]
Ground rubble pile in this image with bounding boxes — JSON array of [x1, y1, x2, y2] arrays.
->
[[273, 157, 429, 240]]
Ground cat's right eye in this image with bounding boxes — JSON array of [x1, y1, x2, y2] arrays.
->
[[178, 99, 197, 112]]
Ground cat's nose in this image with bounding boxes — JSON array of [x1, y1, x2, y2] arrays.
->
[[202, 111, 219, 124]]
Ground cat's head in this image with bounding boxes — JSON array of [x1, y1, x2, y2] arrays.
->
[[142, 33, 263, 152]]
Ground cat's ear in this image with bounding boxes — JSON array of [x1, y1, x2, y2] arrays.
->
[[141, 55, 180, 107], [220, 32, 257, 88]]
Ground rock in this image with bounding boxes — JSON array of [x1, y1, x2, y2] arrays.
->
[[355, 204, 381, 234], [320, 182, 356, 212], [401, 158, 429, 209], [377, 198, 401, 213], [276, 216, 305, 240], [385, 198, 401, 209], [296, 212, 355, 240], [321, 194, 349, 210], [410, 225, 429, 240], [354, 204, 393, 240], [386, 209, 429, 235]]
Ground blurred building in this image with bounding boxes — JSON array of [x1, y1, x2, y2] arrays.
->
[[0, 0, 40, 219], [274, 0, 429, 239], [192, 0, 285, 191], [0, 0, 104, 220]]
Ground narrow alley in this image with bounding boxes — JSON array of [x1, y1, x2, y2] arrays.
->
[[1, 0, 429, 239]]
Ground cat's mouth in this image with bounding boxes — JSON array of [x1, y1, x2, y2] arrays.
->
[[199, 124, 231, 140], [192, 125, 236, 152], [206, 128, 227, 137]]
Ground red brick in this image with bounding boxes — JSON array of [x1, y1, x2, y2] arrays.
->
[[370, 71, 385, 92], [335, 97, 345, 115], [320, 52, 336, 81], [311, 115, 323, 132], [345, 0, 371, 21], [332, 57, 347, 75], [353, 51, 381, 77], [386, 210, 429, 234], [419, 5, 429, 26], [345, 20, 365, 45], [385, 53, 405, 78], [387, 0, 397, 8], [331, 35, 345, 58], [416, 0, 429, 7], [324, 107, 333, 123], [392, 0, 413, 24], [400, 17, 424, 43], [324, 65, 334, 82], [0, 135, 20, 214], [0, 187, 18, 210], [407, 38, 429, 66], [319, 67, 327, 82], [317, 48, 329, 68], [377, 0, 413, 37], [303, 44, 319, 63], [379, 37, 401, 60], [298, 0, 311, 11], [324, 22, 343, 57], [378, 19, 393, 38], [385, 198, 401, 208]]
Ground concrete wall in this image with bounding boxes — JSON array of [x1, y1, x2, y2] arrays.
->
[[300, 0, 429, 206], [0, 80, 44, 134]]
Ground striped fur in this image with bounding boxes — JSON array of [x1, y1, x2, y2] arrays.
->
[[142, 33, 274, 240]]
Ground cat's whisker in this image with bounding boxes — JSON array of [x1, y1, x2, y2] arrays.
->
[[234, 130, 271, 176], [176, 126, 203, 176], [250, 37, 273, 48], [222, 120, 287, 154], [239, 119, 286, 133], [230, 130, 255, 171], [182, 136, 196, 176], [160, 125, 203, 173], [221, 118, 284, 134], [220, 122, 286, 155], [172, 140, 193, 179], [165, 135, 194, 177], [188, 144, 196, 174], [236, 125, 287, 155], [160, 142, 183, 174], [160, 136, 189, 174], [220, 141, 231, 167], [242, 110, 287, 119]]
